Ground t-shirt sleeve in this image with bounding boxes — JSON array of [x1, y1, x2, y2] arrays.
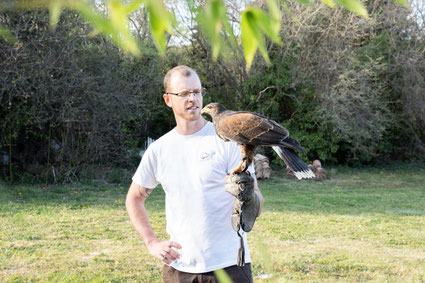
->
[[226, 142, 255, 175], [132, 146, 160, 189]]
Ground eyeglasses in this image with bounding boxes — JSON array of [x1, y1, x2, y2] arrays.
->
[[166, 87, 206, 99]]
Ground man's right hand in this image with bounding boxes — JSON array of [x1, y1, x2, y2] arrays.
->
[[147, 239, 182, 265], [126, 182, 182, 265]]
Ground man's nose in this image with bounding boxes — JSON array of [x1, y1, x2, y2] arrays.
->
[[187, 92, 197, 100]]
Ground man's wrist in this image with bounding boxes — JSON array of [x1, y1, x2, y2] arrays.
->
[[145, 237, 160, 249]]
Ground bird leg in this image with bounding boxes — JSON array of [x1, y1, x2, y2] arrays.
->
[[241, 155, 249, 172], [231, 144, 256, 175], [231, 156, 249, 175]]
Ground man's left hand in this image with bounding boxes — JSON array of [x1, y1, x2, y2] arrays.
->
[[225, 172, 260, 232]]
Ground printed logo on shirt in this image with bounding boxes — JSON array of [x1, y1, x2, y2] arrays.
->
[[200, 150, 216, 161]]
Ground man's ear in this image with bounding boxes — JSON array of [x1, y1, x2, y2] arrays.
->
[[163, 93, 172, 108]]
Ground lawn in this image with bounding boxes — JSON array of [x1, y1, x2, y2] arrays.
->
[[1, 165, 424, 282]]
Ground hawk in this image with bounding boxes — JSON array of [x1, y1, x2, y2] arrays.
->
[[201, 102, 315, 179]]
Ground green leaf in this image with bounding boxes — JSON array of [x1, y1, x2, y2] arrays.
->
[[319, 0, 336, 8], [48, 0, 62, 30], [293, 0, 313, 5], [71, 2, 112, 34], [251, 7, 281, 44], [146, 0, 174, 54], [108, 1, 130, 37], [393, 0, 410, 8], [199, 0, 228, 60], [266, 0, 282, 37], [241, 8, 271, 70], [123, 0, 145, 14], [241, 2, 284, 70], [198, 0, 241, 61], [72, 1, 141, 56], [0, 26, 17, 44], [241, 10, 258, 70], [334, 0, 368, 18], [210, 0, 226, 59], [213, 269, 232, 283]]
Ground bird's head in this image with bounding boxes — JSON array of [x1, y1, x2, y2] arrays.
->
[[201, 102, 228, 120]]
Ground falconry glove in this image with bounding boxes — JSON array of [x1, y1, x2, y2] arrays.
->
[[225, 172, 260, 232], [224, 172, 260, 266]]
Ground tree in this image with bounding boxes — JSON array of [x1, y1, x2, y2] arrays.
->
[[0, 0, 411, 70], [171, 0, 425, 164], [0, 9, 164, 181]]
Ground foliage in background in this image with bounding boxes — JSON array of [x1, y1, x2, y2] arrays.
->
[[228, 0, 425, 165], [0, 0, 411, 69], [1, 0, 424, 182], [0, 9, 164, 182]]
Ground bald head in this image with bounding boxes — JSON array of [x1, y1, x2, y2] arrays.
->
[[164, 65, 199, 93]]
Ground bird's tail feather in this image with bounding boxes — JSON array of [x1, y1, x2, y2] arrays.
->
[[272, 146, 315, 180]]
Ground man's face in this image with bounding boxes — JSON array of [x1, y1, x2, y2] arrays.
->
[[164, 73, 203, 122]]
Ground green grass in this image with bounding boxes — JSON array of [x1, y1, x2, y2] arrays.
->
[[1, 165, 424, 282]]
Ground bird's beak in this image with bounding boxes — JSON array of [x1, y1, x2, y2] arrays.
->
[[201, 107, 207, 115]]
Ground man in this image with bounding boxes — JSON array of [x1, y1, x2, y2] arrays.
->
[[126, 65, 263, 282]]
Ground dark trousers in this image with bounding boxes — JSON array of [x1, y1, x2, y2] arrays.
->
[[163, 264, 253, 283]]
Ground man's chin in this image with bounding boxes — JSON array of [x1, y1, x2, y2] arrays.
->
[[185, 113, 201, 121]]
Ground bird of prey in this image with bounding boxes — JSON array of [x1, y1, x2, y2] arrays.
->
[[201, 102, 315, 179]]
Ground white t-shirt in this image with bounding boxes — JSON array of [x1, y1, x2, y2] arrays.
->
[[132, 121, 254, 273]]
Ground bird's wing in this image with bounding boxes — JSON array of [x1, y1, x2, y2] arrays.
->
[[216, 112, 289, 145], [280, 136, 306, 154]]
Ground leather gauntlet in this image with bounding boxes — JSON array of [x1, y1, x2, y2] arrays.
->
[[225, 172, 260, 266], [225, 172, 260, 232]]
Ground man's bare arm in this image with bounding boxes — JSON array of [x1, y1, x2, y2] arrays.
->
[[125, 182, 156, 245], [125, 181, 181, 264]]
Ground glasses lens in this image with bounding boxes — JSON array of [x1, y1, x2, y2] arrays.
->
[[178, 91, 190, 98], [183, 90, 202, 97], [172, 89, 205, 98]]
